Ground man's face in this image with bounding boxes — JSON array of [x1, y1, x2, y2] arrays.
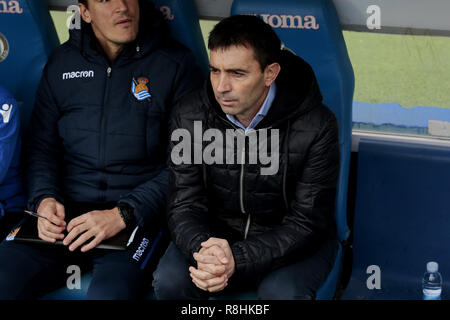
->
[[209, 45, 273, 121], [80, 0, 140, 47]]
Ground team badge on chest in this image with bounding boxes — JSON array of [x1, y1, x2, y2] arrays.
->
[[131, 77, 152, 101]]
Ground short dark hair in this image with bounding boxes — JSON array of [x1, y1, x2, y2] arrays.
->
[[208, 15, 281, 71], [78, 0, 87, 6]]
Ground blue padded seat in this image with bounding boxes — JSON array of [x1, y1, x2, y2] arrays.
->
[[152, 0, 209, 74], [342, 139, 450, 300], [230, 0, 354, 300], [0, 0, 59, 129]]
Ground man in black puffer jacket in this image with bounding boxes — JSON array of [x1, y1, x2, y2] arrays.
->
[[153, 15, 339, 300], [0, 0, 203, 300]]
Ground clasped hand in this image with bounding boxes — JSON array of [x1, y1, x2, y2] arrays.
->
[[190, 237, 236, 293], [36, 198, 126, 252]]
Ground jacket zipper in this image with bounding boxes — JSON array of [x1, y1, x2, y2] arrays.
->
[[98, 66, 112, 201], [239, 140, 249, 238], [219, 117, 250, 239], [218, 116, 274, 239], [241, 127, 273, 239]]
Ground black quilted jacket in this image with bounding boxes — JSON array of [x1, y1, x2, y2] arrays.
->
[[168, 49, 339, 283]]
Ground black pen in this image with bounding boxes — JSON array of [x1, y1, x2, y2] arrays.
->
[[24, 210, 53, 223]]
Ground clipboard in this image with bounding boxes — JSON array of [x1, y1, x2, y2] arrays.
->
[[7, 203, 138, 251]]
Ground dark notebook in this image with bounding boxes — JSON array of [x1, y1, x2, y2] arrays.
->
[[7, 209, 136, 251]]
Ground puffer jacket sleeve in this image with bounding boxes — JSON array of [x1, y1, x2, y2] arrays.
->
[[118, 52, 205, 231], [166, 99, 212, 265], [231, 112, 340, 282], [24, 64, 65, 211]]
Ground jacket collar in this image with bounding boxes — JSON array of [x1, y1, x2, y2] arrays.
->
[[204, 49, 323, 129]]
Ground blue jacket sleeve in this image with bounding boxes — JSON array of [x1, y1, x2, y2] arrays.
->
[[0, 96, 20, 184]]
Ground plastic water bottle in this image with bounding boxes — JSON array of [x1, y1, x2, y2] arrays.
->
[[422, 261, 442, 300]]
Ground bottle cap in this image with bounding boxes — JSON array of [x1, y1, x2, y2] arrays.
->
[[427, 261, 439, 273]]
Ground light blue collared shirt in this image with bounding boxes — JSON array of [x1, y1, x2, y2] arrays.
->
[[226, 83, 277, 133]]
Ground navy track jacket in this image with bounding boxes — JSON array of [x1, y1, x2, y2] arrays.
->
[[24, 3, 204, 230]]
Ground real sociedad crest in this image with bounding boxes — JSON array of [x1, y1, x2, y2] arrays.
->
[[0, 33, 9, 62], [131, 77, 151, 102]]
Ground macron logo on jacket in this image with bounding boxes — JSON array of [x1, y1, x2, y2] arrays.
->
[[62, 70, 95, 80]]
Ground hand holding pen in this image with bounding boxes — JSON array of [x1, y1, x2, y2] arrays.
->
[[31, 198, 67, 243]]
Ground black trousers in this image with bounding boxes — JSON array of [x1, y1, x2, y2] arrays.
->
[[0, 202, 168, 300], [152, 236, 338, 300]]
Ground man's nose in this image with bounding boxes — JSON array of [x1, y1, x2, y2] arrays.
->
[[216, 75, 231, 93], [115, 0, 128, 13]]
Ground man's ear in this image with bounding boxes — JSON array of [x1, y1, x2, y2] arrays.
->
[[264, 62, 281, 87], [79, 3, 92, 24]]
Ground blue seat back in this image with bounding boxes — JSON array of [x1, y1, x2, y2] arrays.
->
[[343, 139, 450, 299], [231, 0, 354, 242], [0, 0, 59, 130], [150, 0, 209, 75]]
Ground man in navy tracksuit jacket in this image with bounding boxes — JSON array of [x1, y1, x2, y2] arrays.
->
[[0, 0, 203, 299]]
